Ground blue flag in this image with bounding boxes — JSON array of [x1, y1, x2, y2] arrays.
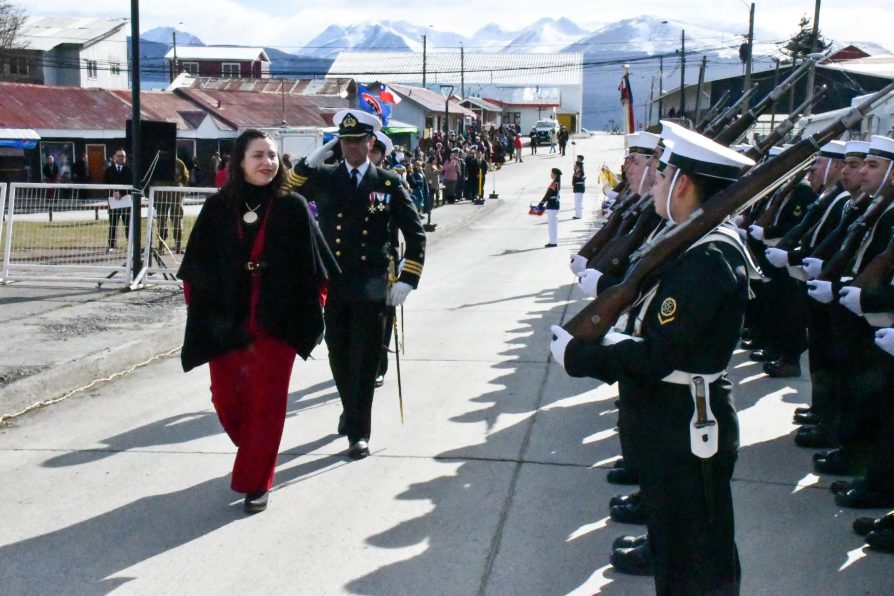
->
[[358, 83, 391, 126]]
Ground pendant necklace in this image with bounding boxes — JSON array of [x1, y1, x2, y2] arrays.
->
[[243, 202, 261, 224]]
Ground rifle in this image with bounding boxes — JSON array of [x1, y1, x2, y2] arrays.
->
[[851, 234, 894, 289], [563, 80, 894, 342], [819, 193, 894, 282], [578, 191, 640, 260], [702, 84, 760, 138], [695, 90, 732, 132], [713, 58, 817, 147], [753, 167, 812, 229], [745, 86, 828, 161], [591, 205, 664, 277]]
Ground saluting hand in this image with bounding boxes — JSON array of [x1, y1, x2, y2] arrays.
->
[[306, 138, 339, 169]]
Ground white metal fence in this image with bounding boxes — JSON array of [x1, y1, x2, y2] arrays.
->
[[135, 186, 217, 286], [0, 184, 6, 259], [1, 183, 219, 287]]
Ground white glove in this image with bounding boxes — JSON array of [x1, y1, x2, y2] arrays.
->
[[748, 224, 765, 241], [387, 281, 412, 306], [306, 137, 339, 169], [601, 331, 643, 346], [576, 268, 604, 298], [802, 257, 824, 280], [807, 280, 834, 304], [734, 214, 745, 227], [736, 227, 748, 242], [765, 248, 789, 268], [875, 328, 894, 356], [838, 286, 863, 315], [569, 253, 588, 276], [549, 325, 572, 369]]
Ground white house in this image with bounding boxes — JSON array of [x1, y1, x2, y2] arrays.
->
[[8, 16, 130, 89]]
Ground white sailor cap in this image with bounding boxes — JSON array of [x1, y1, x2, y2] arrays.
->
[[868, 135, 894, 161], [658, 121, 755, 182], [625, 131, 660, 155], [844, 140, 870, 158], [373, 130, 393, 155], [332, 109, 382, 138], [819, 140, 846, 159]]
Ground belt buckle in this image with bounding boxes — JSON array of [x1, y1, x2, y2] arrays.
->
[[245, 261, 261, 274]]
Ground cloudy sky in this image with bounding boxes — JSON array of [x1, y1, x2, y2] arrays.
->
[[26, 0, 894, 50]]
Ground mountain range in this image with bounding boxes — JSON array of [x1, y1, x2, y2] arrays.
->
[[141, 17, 893, 129]]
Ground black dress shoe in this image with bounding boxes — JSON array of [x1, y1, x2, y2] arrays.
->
[[866, 528, 894, 553], [244, 491, 268, 514], [854, 517, 880, 536], [375, 374, 385, 387], [610, 500, 649, 524], [609, 490, 641, 509], [607, 467, 640, 485], [763, 359, 802, 378], [836, 488, 894, 509], [739, 338, 756, 350], [793, 411, 821, 425], [749, 349, 779, 362], [612, 534, 648, 551], [794, 405, 814, 415], [795, 426, 838, 449], [831, 479, 859, 495], [348, 439, 370, 460], [337, 413, 347, 436], [814, 449, 857, 475], [610, 542, 654, 575], [544, 243, 557, 248]]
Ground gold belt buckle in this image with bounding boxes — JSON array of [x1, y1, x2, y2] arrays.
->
[[245, 261, 261, 274]]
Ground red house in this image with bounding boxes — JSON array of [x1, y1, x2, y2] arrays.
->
[[164, 47, 271, 81]]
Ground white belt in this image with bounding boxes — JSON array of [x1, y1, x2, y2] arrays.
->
[[661, 370, 725, 459]]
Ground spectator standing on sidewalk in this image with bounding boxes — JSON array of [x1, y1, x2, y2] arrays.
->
[[514, 134, 524, 162]]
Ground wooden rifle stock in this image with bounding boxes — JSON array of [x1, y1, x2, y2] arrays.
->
[[713, 59, 815, 147], [563, 80, 894, 342], [819, 193, 894, 281], [591, 206, 663, 277], [703, 84, 759, 138], [754, 167, 811, 228], [696, 90, 732, 132], [578, 192, 640, 259], [745, 87, 828, 161], [852, 235, 894, 289]]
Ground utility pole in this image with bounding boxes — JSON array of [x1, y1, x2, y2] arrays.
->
[[804, 0, 822, 116], [422, 34, 427, 87], [171, 30, 177, 83], [130, 0, 142, 281], [460, 43, 465, 99], [679, 29, 686, 117], [695, 55, 706, 125], [658, 55, 664, 119], [743, 2, 755, 111], [769, 58, 780, 130]]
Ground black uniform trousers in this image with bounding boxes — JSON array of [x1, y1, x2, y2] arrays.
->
[[866, 357, 894, 494], [324, 299, 387, 443], [108, 208, 131, 248], [805, 300, 839, 420], [377, 305, 396, 378]]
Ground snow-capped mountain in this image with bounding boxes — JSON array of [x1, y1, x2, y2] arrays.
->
[[142, 26, 204, 47], [502, 18, 592, 53]]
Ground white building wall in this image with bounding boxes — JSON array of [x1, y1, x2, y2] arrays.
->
[[78, 31, 129, 89]]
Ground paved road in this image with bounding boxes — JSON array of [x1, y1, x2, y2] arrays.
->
[[1, 135, 890, 595]]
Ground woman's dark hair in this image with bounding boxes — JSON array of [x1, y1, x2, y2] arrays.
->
[[219, 129, 288, 209]]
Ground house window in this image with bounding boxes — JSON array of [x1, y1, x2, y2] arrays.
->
[[86, 60, 98, 79], [110, 63, 121, 76], [221, 63, 240, 79], [181, 62, 199, 76], [8, 56, 28, 76]]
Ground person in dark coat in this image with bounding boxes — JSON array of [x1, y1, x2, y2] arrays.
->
[[178, 129, 337, 513], [288, 110, 426, 460], [552, 122, 755, 594], [102, 148, 133, 251]]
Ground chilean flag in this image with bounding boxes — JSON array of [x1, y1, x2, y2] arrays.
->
[[619, 70, 635, 134], [380, 85, 401, 105]]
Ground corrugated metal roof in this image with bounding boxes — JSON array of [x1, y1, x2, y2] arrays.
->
[[0, 83, 132, 130], [461, 97, 503, 112], [484, 87, 561, 107], [387, 83, 475, 116], [164, 47, 270, 62], [820, 55, 894, 79], [175, 88, 329, 128], [0, 128, 40, 140], [327, 51, 583, 87], [109, 90, 234, 131], [182, 76, 354, 98], [18, 16, 127, 52]]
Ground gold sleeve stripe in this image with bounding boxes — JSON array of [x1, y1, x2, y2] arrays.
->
[[287, 172, 307, 186], [402, 261, 423, 275]]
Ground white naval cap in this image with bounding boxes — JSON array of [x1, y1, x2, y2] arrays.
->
[[332, 109, 382, 138], [373, 130, 393, 155], [868, 135, 894, 161], [819, 140, 846, 159], [625, 131, 660, 155], [844, 140, 870, 157], [658, 121, 755, 182]]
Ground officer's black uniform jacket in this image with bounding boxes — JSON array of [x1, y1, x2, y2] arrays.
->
[[564, 238, 749, 455], [289, 159, 425, 303], [572, 164, 586, 193], [178, 191, 337, 372]]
